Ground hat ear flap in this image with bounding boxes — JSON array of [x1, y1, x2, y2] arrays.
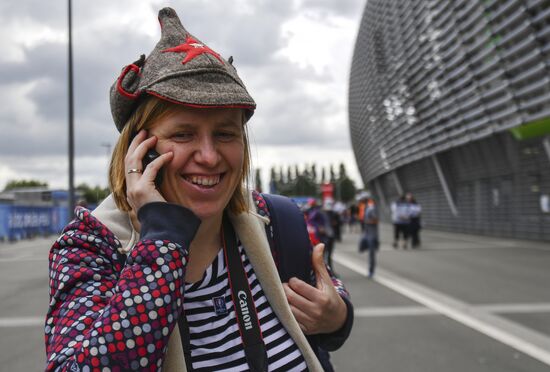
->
[[110, 55, 145, 132]]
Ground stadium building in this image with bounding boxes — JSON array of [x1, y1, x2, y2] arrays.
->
[[349, 0, 550, 240]]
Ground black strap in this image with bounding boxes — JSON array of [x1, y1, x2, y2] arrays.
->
[[177, 312, 194, 371], [178, 215, 268, 371], [222, 213, 268, 372]]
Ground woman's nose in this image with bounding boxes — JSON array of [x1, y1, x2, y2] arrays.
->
[[194, 137, 220, 166]]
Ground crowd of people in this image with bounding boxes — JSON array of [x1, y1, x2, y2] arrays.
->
[[303, 199, 343, 272], [391, 193, 422, 249], [302, 192, 422, 279]]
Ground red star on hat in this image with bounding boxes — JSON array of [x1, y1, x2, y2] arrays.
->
[[162, 36, 223, 65]]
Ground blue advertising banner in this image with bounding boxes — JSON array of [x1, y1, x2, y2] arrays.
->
[[0, 205, 69, 241]]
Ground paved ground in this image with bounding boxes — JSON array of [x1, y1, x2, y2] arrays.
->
[[329, 224, 550, 372], [1, 225, 549, 371], [0, 238, 51, 371]]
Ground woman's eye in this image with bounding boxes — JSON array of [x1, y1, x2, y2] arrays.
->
[[172, 132, 193, 141], [216, 132, 237, 141]]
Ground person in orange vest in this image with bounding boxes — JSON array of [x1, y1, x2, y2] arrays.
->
[[357, 198, 367, 232]]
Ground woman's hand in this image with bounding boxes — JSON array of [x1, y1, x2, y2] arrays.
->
[[125, 130, 173, 212], [282, 244, 347, 335]]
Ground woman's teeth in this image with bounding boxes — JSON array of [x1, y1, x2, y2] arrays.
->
[[185, 175, 220, 187]]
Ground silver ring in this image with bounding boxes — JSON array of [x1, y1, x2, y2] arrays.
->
[[127, 168, 143, 174]]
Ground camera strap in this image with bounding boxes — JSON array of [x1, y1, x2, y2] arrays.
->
[[178, 214, 268, 372]]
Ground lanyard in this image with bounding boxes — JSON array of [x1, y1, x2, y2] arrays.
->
[[178, 214, 268, 372]]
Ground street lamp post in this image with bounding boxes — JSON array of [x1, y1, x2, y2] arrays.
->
[[67, 0, 75, 218]]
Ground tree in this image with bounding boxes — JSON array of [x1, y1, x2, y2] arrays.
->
[[304, 166, 310, 179], [3, 179, 48, 191], [339, 177, 356, 203], [269, 167, 278, 193], [254, 168, 262, 192], [292, 173, 317, 197], [311, 164, 317, 183], [268, 162, 356, 200], [76, 183, 110, 204], [334, 163, 356, 202], [339, 162, 347, 178]]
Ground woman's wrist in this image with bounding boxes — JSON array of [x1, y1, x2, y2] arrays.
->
[[138, 202, 201, 245]]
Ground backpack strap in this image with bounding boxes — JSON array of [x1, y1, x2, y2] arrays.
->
[[255, 193, 329, 365], [256, 192, 312, 283]]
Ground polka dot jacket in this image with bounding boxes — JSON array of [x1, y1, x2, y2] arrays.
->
[[45, 196, 352, 371], [45, 202, 200, 371]]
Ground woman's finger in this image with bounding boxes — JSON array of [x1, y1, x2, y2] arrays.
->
[[283, 282, 315, 311], [141, 151, 173, 183], [288, 277, 321, 303], [127, 129, 147, 155], [288, 304, 313, 332], [125, 140, 171, 211], [126, 136, 158, 171]]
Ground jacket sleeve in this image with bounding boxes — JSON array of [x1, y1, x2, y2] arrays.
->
[[317, 298, 354, 351], [45, 203, 200, 371]]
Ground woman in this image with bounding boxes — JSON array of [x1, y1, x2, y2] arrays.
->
[[45, 7, 352, 372]]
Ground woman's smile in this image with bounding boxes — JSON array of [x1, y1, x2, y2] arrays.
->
[[182, 173, 222, 188]]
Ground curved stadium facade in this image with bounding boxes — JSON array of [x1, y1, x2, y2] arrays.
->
[[349, 0, 550, 240]]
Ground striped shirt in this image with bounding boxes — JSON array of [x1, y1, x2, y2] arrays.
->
[[183, 246, 308, 371]]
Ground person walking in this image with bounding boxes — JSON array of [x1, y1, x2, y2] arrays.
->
[[358, 198, 366, 232], [361, 198, 379, 278], [324, 200, 342, 268], [348, 204, 359, 233], [406, 193, 422, 248], [328, 201, 343, 243], [306, 199, 335, 269], [44, 8, 353, 371], [391, 195, 410, 249]]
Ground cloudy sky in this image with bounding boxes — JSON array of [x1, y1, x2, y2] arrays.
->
[[0, 0, 366, 192]]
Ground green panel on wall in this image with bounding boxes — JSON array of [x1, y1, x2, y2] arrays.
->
[[510, 117, 550, 140]]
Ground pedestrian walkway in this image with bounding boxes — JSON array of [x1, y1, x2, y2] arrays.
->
[[373, 223, 550, 251], [332, 225, 550, 370]]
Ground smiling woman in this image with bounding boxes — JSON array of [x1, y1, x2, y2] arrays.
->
[[44, 7, 353, 372]]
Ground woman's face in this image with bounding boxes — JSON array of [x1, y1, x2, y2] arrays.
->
[[149, 106, 244, 222]]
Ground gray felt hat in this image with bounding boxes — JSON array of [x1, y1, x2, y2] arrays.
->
[[110, 7, 256, 132]]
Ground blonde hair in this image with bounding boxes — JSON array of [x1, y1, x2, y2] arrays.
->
[[108, 96, 251, 214]]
